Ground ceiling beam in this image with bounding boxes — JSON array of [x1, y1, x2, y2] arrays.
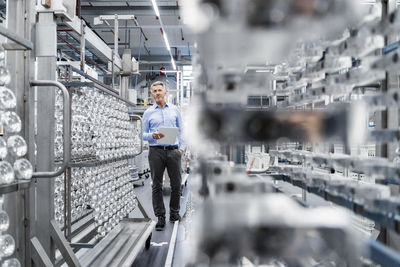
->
[[80, 5, 179, 16], [92, 25, 186, 30]]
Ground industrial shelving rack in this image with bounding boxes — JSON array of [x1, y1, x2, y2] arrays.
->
[[48, 67, 154, 266], [239, 1, 400, 265], [0, 1, 154, 266]]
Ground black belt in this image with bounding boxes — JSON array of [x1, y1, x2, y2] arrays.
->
[[151, 145, 178, 150]]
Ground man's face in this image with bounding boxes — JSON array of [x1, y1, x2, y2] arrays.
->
[[152, 85, 166, 103]]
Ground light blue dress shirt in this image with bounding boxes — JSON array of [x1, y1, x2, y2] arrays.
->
[[142, 103, 186, 151]]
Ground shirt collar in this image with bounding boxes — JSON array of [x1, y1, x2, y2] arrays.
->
[[154, 103, 169, 109]]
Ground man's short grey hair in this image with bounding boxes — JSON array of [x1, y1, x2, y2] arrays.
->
[[150, 81, 165, 91]]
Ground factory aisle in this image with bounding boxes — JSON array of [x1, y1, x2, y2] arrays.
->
[[132, 173, 191, 266]]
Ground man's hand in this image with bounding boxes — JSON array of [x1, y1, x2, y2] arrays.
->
[[152, 132, 165, 140], [179, 149, 183, 156]]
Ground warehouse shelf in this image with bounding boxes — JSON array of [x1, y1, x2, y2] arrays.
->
[[61, 74, 117, 95], [60, 78, 136, 107], [72, 198, 155, 267], [55, 155, 138, 168], [261, 173, 400, 266], [77, 218, 155, 267], [269, 150, 400, 185], [265, 173, 400, 234]]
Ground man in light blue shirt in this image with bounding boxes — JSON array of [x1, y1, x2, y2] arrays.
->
[[143, 81, 186, 231]]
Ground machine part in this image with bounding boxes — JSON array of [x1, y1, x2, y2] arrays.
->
[[30, 80, 71, 178], [78, 219, 155, 267], [191, 194, 362, 266], [30, 237, 53, 267], [131, 115, 144, 157], [0, 24, 33, 51], [194, 104, 350, 144], [49, 220, 81, 267]]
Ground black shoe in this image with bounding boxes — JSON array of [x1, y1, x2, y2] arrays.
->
[[155, 216, 165, 231], [169, 213, 181, 222]]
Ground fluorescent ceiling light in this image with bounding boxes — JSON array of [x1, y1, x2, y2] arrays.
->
[[151, 0, 176, 70], [151, 0, 160, 17], [171, 59, 177, 71], [163, 33, 171, 52]]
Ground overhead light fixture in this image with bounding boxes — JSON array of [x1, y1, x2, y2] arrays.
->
[[152, 0, 176, 71], [163, 33, 171, 52], [151, 0, 160, 17], [171, 59, 177, 71]]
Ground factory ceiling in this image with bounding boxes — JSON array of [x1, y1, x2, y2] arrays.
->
[[59, 0, 194, 70]]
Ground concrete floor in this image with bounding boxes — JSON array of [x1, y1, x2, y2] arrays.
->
[[131, 174, 191, 267]]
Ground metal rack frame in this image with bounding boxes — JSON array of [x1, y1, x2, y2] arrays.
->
[[76, 198, 155, 267], [261, 172, 400, 266], [30, 80, 71, 178], [0, 2, 148, 265], [58, 77, 144, 247], [0, 24, 33, 50]]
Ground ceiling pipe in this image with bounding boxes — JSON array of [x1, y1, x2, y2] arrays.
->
[[176, 1, 181, 20], [134, 32, 143, 90], [143, 43, 151, 55], [140, 29, 148, 41], [92, 25, 184, 30], [130, 17, 149, 41], [76, 0, 81, 17]]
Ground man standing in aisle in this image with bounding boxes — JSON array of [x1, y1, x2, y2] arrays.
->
[[143, 81, 186, 231]]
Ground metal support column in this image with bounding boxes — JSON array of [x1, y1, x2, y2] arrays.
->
[[80, 20, 86, 74], [121, 49, 131, 100], [64, 168, 72, 241], [121, 76, 129, 100], [34, 12, 57, 262], [112, 51, 115, 90], [114, 15, 119, 57]]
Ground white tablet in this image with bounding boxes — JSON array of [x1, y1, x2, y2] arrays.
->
[[157, 127, 179, 145]]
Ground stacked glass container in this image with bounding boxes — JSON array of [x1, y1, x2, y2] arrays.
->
[[0, 50, 32, 185], [0, 47, 26, 267], [54, 87, 141, 161], [54, 85, 141, 240]]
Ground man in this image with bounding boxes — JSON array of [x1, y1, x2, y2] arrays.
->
[[143, 81, 186, 231]]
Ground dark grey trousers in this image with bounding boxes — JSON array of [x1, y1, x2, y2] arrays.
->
[[148, 147, 182, 218]]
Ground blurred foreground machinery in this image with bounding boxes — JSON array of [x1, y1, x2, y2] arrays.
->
[[183, 0, 400, 266]]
